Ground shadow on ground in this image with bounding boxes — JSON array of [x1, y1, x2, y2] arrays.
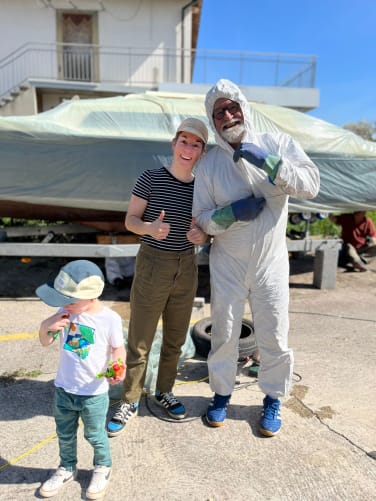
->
[[0, 378, 55, 420]]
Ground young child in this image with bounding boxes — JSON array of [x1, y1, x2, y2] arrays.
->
[[36, 259, 126, 499]]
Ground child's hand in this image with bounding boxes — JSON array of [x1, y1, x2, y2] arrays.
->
[[108, 360, 126, 385], [40, 312, 70, 345], [97, 359, 126, 384], [108, 371, 126, 385], [47, 313, 70, 338]]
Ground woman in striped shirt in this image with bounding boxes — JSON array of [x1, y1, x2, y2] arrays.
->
[[108, 118, 209, 436]]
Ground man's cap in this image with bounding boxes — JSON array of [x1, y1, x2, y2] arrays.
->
[[176, 118, 208, 144], [35, 260, 105, 307]]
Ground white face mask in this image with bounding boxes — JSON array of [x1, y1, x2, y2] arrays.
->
[[219, 122, 245, 144]]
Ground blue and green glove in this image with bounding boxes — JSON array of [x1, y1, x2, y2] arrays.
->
[[233, 143, 281, 182], [212, 195, 265, 228]]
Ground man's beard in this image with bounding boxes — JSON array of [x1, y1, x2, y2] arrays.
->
[[219, 122, 245, 144]]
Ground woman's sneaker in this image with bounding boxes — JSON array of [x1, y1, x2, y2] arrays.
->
[[39, 466, 77, 498], [86, 465, 112, 500], [155, 391, 186, 419], [206, 393, 231, 427], [107, 401, 138, 437]]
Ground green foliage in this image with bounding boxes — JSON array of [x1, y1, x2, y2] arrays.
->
[[343, 120, 376, 141], [0, 218, 66, 228], [309, 218, 340, 237], [287, 218, 339, 237], [288, 211, 376, 238]]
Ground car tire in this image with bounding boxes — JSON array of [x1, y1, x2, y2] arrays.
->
[[191, 316, 257, 360]]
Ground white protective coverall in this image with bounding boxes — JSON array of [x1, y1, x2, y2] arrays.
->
[[193, 79, 320, 398]]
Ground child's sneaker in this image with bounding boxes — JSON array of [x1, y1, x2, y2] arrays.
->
[[86, 465, 112, 500], [39, 466, 77, 498], [206, 393, 231, 427], [259, 395, 281, 436], [107, 401, 138, 437], [155, 391, 186, 419]]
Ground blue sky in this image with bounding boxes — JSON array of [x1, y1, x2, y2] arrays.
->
[[196, 0, 375, 127]]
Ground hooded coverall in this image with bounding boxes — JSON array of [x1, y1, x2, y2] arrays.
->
[[193, 79, 320, 399]]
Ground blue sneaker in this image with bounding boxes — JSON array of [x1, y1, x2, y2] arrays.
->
[[260, 395, 281, 436], [107, 401, 138, 437], [155, 391, 186, 419], [206, 393, 231, 427]]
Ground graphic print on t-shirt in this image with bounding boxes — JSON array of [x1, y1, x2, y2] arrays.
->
[[63, 322, 95, 359]]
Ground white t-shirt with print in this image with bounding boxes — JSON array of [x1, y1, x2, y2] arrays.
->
[[54, 306, 124, 396]]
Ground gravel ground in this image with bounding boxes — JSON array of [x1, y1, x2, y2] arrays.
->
[[1, 254, 376, 500]]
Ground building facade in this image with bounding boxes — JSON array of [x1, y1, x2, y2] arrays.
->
[[0, 0, 318, 116]]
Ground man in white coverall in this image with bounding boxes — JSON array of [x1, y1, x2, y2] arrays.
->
[[193, 79, 320, 436]]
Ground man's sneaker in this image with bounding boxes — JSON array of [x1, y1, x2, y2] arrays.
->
[[155, 391, 186, 419], [39, 466, 77, 498], [206, 393, 231, 427], [86, 465, 112, 500], [260, 395, 282, 436], [107, 401, 138, 437]]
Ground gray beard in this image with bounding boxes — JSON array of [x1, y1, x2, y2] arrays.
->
[[219, 123, 245, 144]]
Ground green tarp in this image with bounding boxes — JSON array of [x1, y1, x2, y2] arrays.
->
[[0, 92, 375, 217]]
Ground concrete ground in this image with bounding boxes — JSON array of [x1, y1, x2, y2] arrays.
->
[[0, 255, 375, 500]]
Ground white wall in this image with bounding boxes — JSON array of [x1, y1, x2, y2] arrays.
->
[[0, 0, 196, 113], [0, 1, 56, 59], [0, 0, 192, 88], [0, 0, 189, 60], [97, 0, 188, 84]]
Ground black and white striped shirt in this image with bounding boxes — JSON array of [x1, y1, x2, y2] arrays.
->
[[132, 167, 195, 251]]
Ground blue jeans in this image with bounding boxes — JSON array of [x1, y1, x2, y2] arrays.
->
[[54, 387, 111, 471]]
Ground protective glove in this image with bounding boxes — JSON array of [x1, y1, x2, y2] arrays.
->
[[212, 195, 266, 228], [233, 143, 281, 181]]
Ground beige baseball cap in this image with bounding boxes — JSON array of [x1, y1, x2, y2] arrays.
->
[[176, 118, 208, 144]]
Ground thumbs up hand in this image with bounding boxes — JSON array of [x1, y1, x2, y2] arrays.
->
[[152, 210, 170, 240]]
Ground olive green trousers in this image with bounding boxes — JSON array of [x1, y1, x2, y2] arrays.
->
[[122, 243, 198, 403]]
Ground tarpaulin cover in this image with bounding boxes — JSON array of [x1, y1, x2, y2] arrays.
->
[[0, 92, 375, 217]]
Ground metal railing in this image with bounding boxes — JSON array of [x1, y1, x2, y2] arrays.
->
[[0, 42, 317, 101]]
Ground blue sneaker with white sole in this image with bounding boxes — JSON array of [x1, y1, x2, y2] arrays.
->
[[260, 395, 281, 436], [206, 393, 231, 427]]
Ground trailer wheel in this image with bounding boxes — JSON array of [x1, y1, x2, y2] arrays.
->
[[191, 317, 257, 360]]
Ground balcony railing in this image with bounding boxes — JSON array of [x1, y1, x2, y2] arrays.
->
[[0, 42, 317, 101]]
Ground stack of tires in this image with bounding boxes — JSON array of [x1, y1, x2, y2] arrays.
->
[[191, 317, 257, 361]]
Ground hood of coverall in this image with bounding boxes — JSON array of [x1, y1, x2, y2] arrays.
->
[[205, 79, 256, 154]]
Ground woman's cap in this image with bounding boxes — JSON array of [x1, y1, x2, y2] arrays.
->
[[176, 118, 208, 144]]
